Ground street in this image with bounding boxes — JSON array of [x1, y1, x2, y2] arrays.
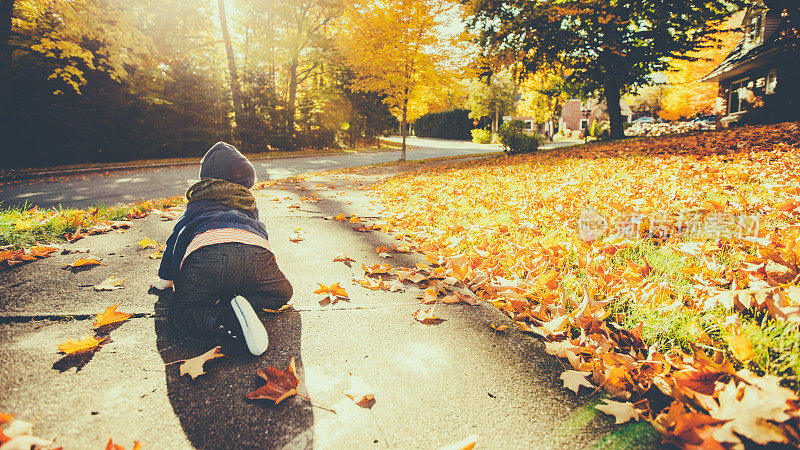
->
[[0, 138, 578, 210]]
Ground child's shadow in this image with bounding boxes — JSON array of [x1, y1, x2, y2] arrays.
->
[[153, 290, 314, 449]]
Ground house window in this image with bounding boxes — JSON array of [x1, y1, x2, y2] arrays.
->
[[580, 119, 588, 130], [745, 13, 763, 48], [728, 78, 750, 114], [766, 69, 778, 94], [524, 120, 534, 131]]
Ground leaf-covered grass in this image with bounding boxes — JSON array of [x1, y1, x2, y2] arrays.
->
[[375, 121, 800, 392], [0, 196, 185, 248]]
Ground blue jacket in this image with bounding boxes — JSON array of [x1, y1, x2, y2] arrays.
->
[[157, 199, 269, 280]]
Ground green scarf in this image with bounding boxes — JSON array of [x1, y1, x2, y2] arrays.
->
[[186, 178, 256, 211]]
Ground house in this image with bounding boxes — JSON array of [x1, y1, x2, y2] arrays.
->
[[559, 98, 633, 134], [702, 1, 800, 124]]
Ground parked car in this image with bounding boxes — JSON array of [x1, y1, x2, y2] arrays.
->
[[691, 114, 716, 130], [632, 116, 655, 123]]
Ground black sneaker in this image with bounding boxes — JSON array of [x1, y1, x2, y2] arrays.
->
[[217, 296, 269, 356]]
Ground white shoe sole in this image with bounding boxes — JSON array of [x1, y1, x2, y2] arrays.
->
[[231, 296, 269, 355]]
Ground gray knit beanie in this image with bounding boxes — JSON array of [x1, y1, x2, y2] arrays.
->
[[199, 142, 256, 188]]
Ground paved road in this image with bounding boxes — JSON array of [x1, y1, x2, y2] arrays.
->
[[0, 137, 579, 209]]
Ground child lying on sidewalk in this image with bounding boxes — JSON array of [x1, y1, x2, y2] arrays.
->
[[150, 142, 292, 356]]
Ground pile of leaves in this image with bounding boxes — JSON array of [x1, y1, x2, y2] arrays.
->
[[373, 121, 800, 447]]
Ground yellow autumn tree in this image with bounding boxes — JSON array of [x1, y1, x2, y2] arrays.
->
[[339, 0, 450, 160], [517, 65, 571, 126], [660, 12, 744, 120]]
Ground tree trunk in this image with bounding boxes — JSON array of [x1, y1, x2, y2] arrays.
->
[[1, 0, 14, 159], [217, 0, 244, 142], [400, 100, 407, 161], [287, 57, 298, 142], [604, 77, 624, 139], [492, 106, 498, 134]]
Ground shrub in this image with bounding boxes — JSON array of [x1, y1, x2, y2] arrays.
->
[[471, 128, 492, 144], [497, 120, 539, 154], [589, 119, 598, 137], [414, 109, 472, 140]]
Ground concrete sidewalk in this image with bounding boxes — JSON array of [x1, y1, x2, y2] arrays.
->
[[0, 156, 659, 449]]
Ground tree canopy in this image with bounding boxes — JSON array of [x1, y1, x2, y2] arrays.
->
[[465, 0, 750, 138]]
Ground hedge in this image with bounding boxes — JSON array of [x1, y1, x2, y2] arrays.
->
[[414, 109, 472, 141]]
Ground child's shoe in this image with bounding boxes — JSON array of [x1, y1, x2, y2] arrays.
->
[[217, 296, 269, 356]]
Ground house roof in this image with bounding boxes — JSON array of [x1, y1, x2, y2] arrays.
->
[[701, 7, 784, 82], [701, 33, 779, 82]]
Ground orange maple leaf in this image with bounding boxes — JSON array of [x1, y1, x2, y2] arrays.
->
[[105, 438, 142, 450], [362, 263, 392, 275], [58, 335, 108, 355], [245, 357, 299, 404], [27, 245, 60, 258], [333, 253, 355, 265], [93, 302, 133, 328], [62, 257, 104, 269], [419, 287, 438, 304], [314, 283, 349, 304]]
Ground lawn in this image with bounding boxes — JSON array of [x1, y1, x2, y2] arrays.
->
[[374, 121, 800, 446]]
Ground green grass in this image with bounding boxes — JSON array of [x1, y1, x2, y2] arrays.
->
[[742, 311, 800, 391], [591, 421, 661, 449], [0, 197, 184, 249], [606, 238, 800, 392]]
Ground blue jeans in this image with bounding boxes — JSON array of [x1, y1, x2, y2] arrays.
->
[[169, 243, 293, 336]]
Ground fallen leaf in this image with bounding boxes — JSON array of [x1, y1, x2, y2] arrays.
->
[[3, 419, 32, 439], [93, 276, 125, 291], [413, 287, 436, 304], [710, 381, 791, 445], [179, 346, 225, 380], [27, 245, 60, 258], [489, 323, 509, 332], [1, 435, 57, 450], [559, 370, 595, 394], [314, 283, 349, 304], [57, 335, 107, 355], [392, 242, 413, 253], [104, 438, 142, 450], [439, 434, 478, 450], [62, 257, 104, 269], [343, 373, 375, 408], [412, 305, 445, 325], [93, 302, 132, 328], [138, 237, 157, 249], [353, 275, 386, 291], [65, 229, 85, 243], [386, 280, 405, 292], [362, 263, 392, 275], [263, 303, 293, 314], [333, 253, 355, 265], [245, 357, 299, 404], [596, 399, 640, 424]]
